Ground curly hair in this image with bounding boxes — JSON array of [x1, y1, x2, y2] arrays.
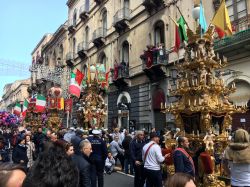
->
[[22, 142, 79, 187]]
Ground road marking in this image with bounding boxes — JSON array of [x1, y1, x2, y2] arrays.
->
[[116, 171, 134, 178]]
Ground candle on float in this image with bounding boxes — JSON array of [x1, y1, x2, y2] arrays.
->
[[188, 99, 191, 106], [194, 99, 196, 106], [197, 130, 199, 137], [192, 79, 194, 86], [161, 102, 163, 109], [165, 102, 167, 109], [192, 131, 194, 137]]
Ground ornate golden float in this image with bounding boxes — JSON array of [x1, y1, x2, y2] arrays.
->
[[161, 26, 247, 186]]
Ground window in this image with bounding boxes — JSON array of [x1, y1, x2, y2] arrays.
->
[[122, 41, 129, 64], [52, 51, 57, 65], [58, 45, 63, 65], [102, 10, 107, 36], [85, 26, 89, 48], [154, 21, 165, 46], [226, 0, 248, 31], [73, 9, 77, 26], [73, 38, 76, 58], [85, 0, 90, 12], [124, 0, 129, 8]]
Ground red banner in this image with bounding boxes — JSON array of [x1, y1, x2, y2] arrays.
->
[[64, 98, 73, 112]]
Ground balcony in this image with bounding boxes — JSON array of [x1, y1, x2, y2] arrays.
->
[[68, 20, 76, 33], [113, 8, 131, 34], [111, 62, 129, 88], [92, 27, 107, 48], [214, 17, 250, 58], [94, 0, 104, 4], [77, 42, 88, 59], [66, 52, 74, 67], [79, 4, 90, 21], [141, 45, 169, 81], [142, 0, 165, 12]]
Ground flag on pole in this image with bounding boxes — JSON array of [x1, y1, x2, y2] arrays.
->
[[13, 103, 21, 115], [87, 64, 91, 83], [211, 0, 232, 38], [75, 69, 84, 86], [36, 95, 46, 112], [199, 0, 207, 35], [170, 15, 187, 53], [69, 72, 81, 98], [22, 99, 29, 117], [177, 16, 188, 42]]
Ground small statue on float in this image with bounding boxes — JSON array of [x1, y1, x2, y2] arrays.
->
[[203, 129, 215, 151]]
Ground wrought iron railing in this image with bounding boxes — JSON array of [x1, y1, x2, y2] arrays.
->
[[140, 46, 170, 69], [92, 27, 107, 40], [113, 8, 131, 25], [214, 28, 250, 49], [214, 16, 250, 49], [112, 62, 129, 80]]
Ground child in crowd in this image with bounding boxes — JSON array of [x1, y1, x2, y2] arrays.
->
[[105, 152, 115, 174]]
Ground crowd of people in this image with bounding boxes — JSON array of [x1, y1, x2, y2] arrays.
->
[[0, 125, 249, 187]]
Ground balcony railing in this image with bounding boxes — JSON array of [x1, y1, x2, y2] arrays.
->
[[214, 28, 250, 50], [113, 8, 131, 25], [66, 52, 74, 66], [112, 62, 129, 81], [140, 45, 169, 69], [92, 27, 107, 40]]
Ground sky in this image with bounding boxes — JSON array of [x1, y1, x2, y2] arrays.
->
[[0, 0, 68, 98]]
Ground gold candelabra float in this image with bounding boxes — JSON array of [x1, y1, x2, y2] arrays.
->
[[79, 64, 108, 129], [161, 26, 248, 187]]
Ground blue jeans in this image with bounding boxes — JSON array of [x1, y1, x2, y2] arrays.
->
[[124, 157, 134, 175]]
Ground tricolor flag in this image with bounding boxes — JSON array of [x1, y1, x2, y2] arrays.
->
[[13, 103, 21, 115], [171, 16, 187, 53], [22, 99, 29, 117], [211, 0, 232, 38], [36, 95, 46, 112], [69, 72, 81, 98]]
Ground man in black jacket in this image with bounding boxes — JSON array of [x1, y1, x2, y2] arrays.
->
[[72, 139, 92, 187], [130, 130, 145, 187]]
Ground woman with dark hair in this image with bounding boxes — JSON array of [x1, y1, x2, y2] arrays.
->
[[0, 163, 26, 187], [165, 173, 196, 187], [22, 141, 79, 187]]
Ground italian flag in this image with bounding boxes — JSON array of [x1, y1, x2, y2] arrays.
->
[[172, 16, 188, 53], [36, 95, 46, 112], [22, 99, 29, 117], [69, 72, 81, 98], [13, 103, 21, 115]]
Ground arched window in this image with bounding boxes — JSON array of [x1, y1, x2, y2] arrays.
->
[[73, 38, 76, 58], [85, 26, 89, 48], [52, 51, 57, 65], [59, 45, 63, 58], [102, 10, 107, 36], [154, 21, 165, 46], [122, 41, 129, 64], [100, 53, 106, 66], [73, 9, 77, 26]]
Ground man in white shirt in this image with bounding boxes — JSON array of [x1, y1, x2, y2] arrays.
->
[[142, 132, 170, 187]]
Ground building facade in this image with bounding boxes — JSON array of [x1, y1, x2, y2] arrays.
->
[[30, 0, 250, 131], [2, 79, 31, 112]]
